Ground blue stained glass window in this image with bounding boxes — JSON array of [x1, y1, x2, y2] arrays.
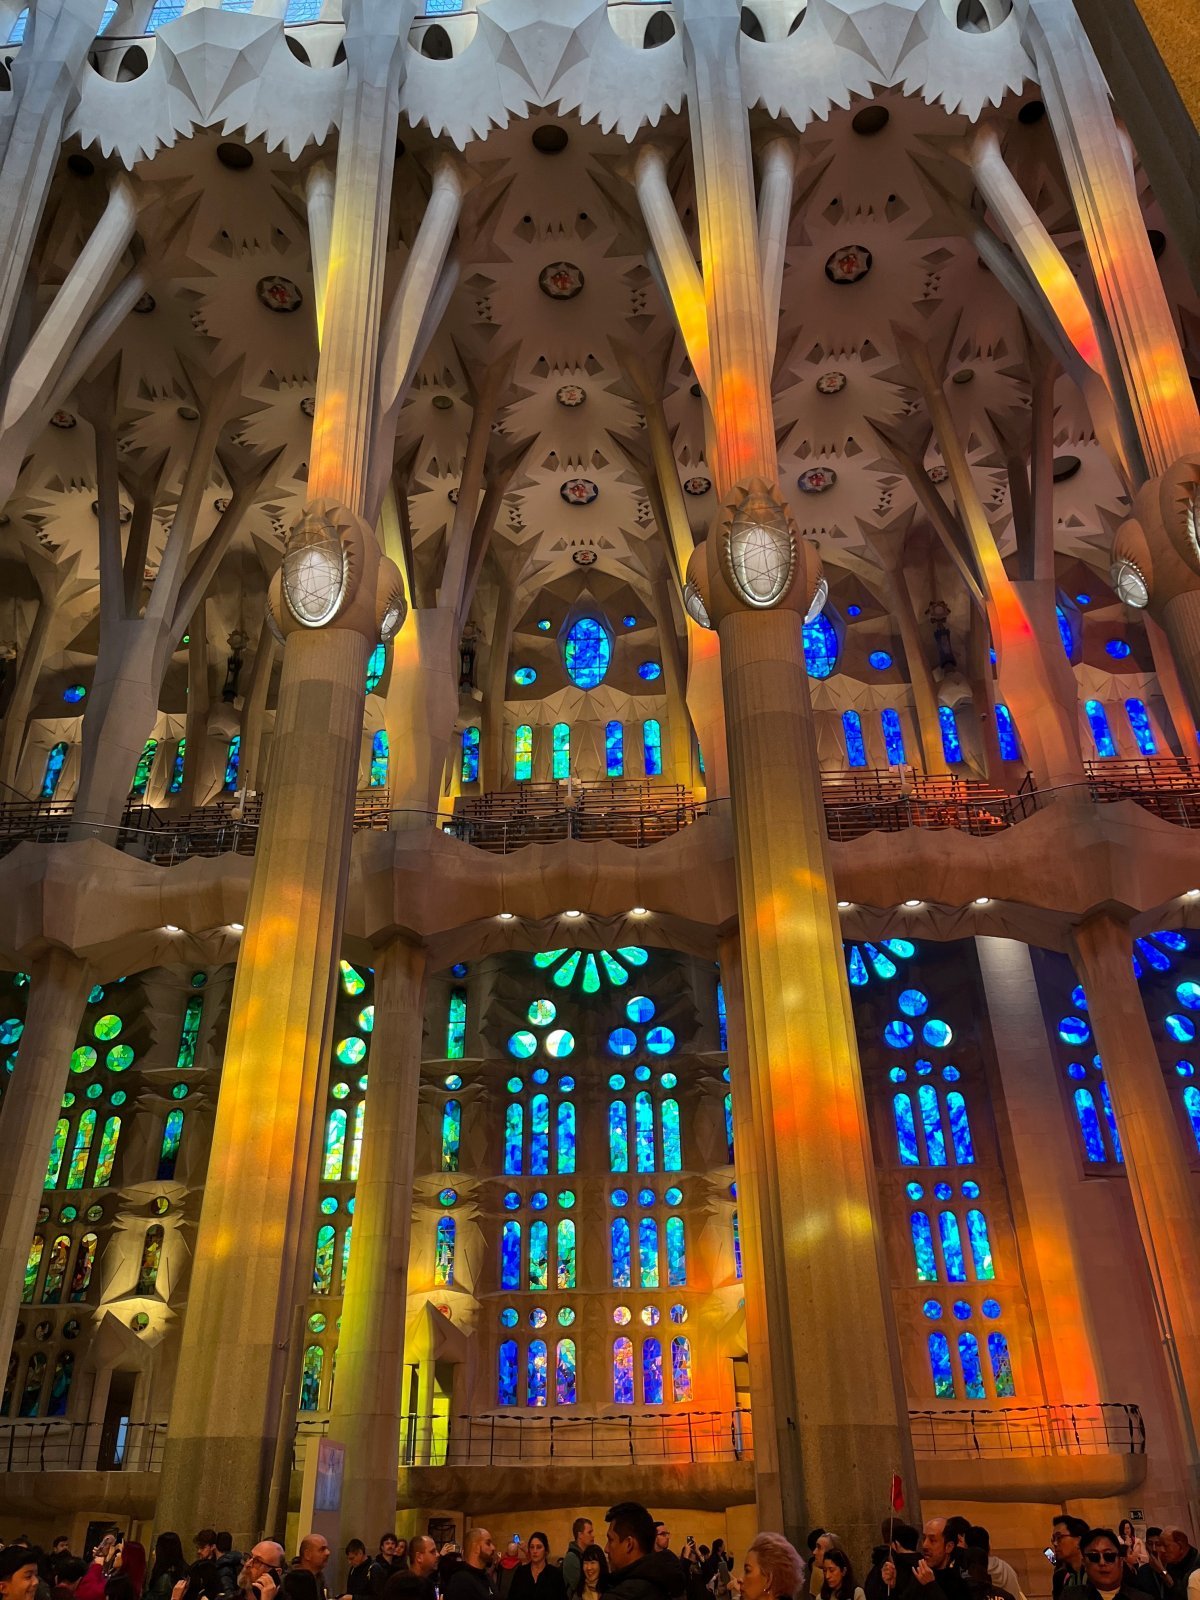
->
[[928, 1331, 955, 1398], [1166, 1013, 1196, 1043], [531, 1094, 550, 1176], [8, 6, 28, 41], [919, 1085, 948, 1165], [666, 1215, 686, 1285], [1059, 1015, 1090, 1046], [643, 720, 662, 777], [627, 995, 656, 1022], [612, 1217, 631, 1287], [513, 667, 537, 688], [894, 1095, 919, 1166], [606, 720, 624, 778], [732, 1208, 743, 1279], [635, 1092, 655, 1173], [638, 661, 662, 681], [285, 0, 322, 17], [639, 1216, 659, 1287], [646, 1025, 674, 1055], [505, 1104, 523, 1175], [614, 1335, 635, 1402], [939, 1212, 966, 1281], [723, 1093, 735, 1163], [842, 710, 868, 768], [988, 1331, 1016, 1397], [1183, 1086, 1200, 1153], [557, 1219, 576, 1289], [804, 613, 839, 679], [848, 946, 868, 986], [869, 651, 893, 671], [868, 941, 899, 979], [881, 709, 907, 765], [313, 1224, 335, 1293], [434, 1217, 455, 1286], [609, 1102, 629, 1172], [899, 988, 928, 1017], [643, 1337, 664, 1404], [717, 980, 728, 1048], [662, 1099, 681, 1171], [461, 726, 480, 783], [557, 1102, 576, 1173], [966, 1209, 995, 1279], [1098, 1081, 1123, 1162], [1056, 605, 1074, 659], [609, 1028, 637, 1057], [552, 723, 571, 781], [923, 1019, 953, 1049], [1178, 981, 1200, 1009], [501, 1220, 521, 1289], [938, 706, 963, 764], [514, 725, 533, 782], [1125, 698, 1158, 755], [1085, 700, 1117, 759], [885, 1020, 914, 1049], [300, 1345, 323, 1411], [959, 1332, 986, 1398], [446, 989, 467, 1059], [995, 704, 1020, 761], [220, 735, 240, 793], [672, 1336, 692, 1401], [499, 1339, 519, 1405], [157, 1110, 184, 1180], [564, 617, 612, 689], [364, 642, 386, 693], [528, 1339, 548, 1407], [438, 1100, 460, 1172], [556, 1338, 577, 1405], [40, 743, 68, 800], [529, 1219, 549, 1291], [911, 1212, 937, 1281], [169, 739, 186, 794], [369, 729, 388, 788], [427, 0, 464, 13], [1106, 638, 1131, 659], [945, 1091, 976, 1164]]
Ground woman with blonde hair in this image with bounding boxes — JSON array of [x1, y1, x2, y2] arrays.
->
[[741, 1536, 806, 1600]]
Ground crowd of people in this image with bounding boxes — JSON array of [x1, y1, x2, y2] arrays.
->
[[0, 1506, 1196, 1600]]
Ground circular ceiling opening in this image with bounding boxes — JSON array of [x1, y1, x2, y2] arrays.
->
[[1018, 99, 1045, 125], [1052, 455, 1082, 483], [67, 153, 95, 177], [852, 105, 890, 137], [532, 124, 569, 155], [216, 142, 253, 170]]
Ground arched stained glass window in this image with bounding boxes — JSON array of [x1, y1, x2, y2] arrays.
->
[[557, 1102, 576, 1174], [323, 1109, 347, 1180], [638, 1216, 659, 1288], [136, 1225, 163, 1295], [1125, 698, 1157, 756], [723, 1093, 734, 1163], [609, 1101, 629, 1172], [881, 708, 907, 766], [634, 1092, 655, 1173], [501, 1220, 521, 1290], [643, 1337, 664, 1404], [365, 642, 386, 693], [1085, 700, 1116, 759], [911, 1212, 937, 1281], [563, 617, 612, 689], [528, 1339, 548, 1407], [842, 711, 867, 769], [461, 726, 480, 783], [671, 1336, 692, 1402], [21, 1237, 43, 1304], [66, 1111, 96, 1190], [717, 980, 727, 1050], [69, 1234, 97, 1302], [446, 989, 467, 1059], [928, 1331, 955, 1398], [93, 1116, 121, 1186], [988, 1331, 1016, 1397], [966, 1209, 995, 1279], [158, 1110, 184, 1180], [169, 739, 186, 794], [732, 1207, 743, 1280], [666, 1215, 686, 1286], [45, 1119, 68, 1189], [945, 1091, 975, 1164], [606, 720, 624, 778], [1056, 605, 1074, 659], [441, 1101, 461, 1172], [341, 1223, 352, 1289], [938, 706, 963, 764], [995, 704, 1020, 761], [918, 1085, 947, 1166], [434, 1217, 455, 1286], [505, 1103, 523, 1175], [369, 729, 389, 787], [557, 1219, 576, 1289], [803, 613, 839, 679], [7, 7, 29, 43], [611, 1217, 631, 1288], [19, 1352, 46, 1417], [939, 1211, 966, 1281], [514, 724, 533, 782], [531, 1094, 550, 1176], [556, 1338, 576, 1404], [1073, 1088, 1106, 1162], [552, 723, 571, 781], [643, 720, 662, 778], [958, 1331, 986, 1398], [313, 1224, 335, 1293], [894, 1094, 919, 1166], [42, 1236, 70, 1303], [613, 1336, 634, 1403], [130, 738, 158, 798], [662, 1099, 681, 1171], [1183, 1086, 1200, 1154], [300, 1345, 323, 1410], [177, 995, 203, 1069], [40, 742, 68, 800], [46, 1351, 74, 1417], [498, 1339, 519, 1405], [1098, 1082, 1122, 1162], [529, 1219, 549, 1291], [222, 734, 241, 793]]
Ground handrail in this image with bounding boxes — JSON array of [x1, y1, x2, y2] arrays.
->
[[908, 1401, 1145, 1459]]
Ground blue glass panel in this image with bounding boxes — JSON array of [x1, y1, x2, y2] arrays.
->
[[885, 1020, 914, 1049], [501, 1221, 521, 1290], [529, 1219, 549, 1291], [848, 946, 869, 986], [881, 708, 907, 765], [894, 1095, 919, 1166], [498, 1339, 519, 1405], [40, 743, 68, 800], [1166, 1013, 1196, 1043], [717, 980, 728, 1048], [666, 1215, 686, 1286], [169, 739, 186, 794], [434, 1217, 455, 1287], [606, 720, 624, 778], [899, 988, 928, 1017], [527, 1339, 548, 1407], [1085, 700, 1116, 759], [1058, 1015, 1090, 1046], [427, 0, 464, 13], [635, 1092, 655, 1173], [222, 735, 240, 793], [966, 1209, 995, 1279], [556, 1338, 577, 1405], [865, 942, 897, 979], [557, 1219, 576, 1289], [911, 1212, 937, 1281], [923, 1019, 953, 1049], [724, 1093, 734, 1163], [514, 724, 532, 782], [1073, 1089, 1106, 1161], [1154, 930, 1188, 950], [557, 1101, 576, 1174], [609, 1101, 628, 1172], [613, 1336, 634, 1403], [646, 1025, 674, 1054], [662, 1099, 681, 1171], [365, 642, 386, 692], [1056, 605, 1073, 659], [7, 6, 28, 41], [461, 726, 480, 783], [869, 651, 893, 670], [1125, 698, 1157, 755], [672, 1336, 692, 1402], [531, 1094, 550, 1175], [638, 1216, 659, 1287], [643, 720, 662, 777], [988, 1331, 1016, 1397], [611, 1217, 631, 1288], [803, 613, 839, 679], [505, 1104, 523, 1175], [609, 1027, 637, 1056], [1106, 638, 1131, 659], [638, 661, 662, 681], [441, 1102, 461, 1172], [145, 0, 184, 30], [919, 1085, 947, 1166], [958, 1332, 986, 1399], [369, 729, 389, 787], [995, 704, 1019, 761], [732, 1209, 743, 1280], [552, 723, 571, 781], [285, 0, 322, 17], [928, 1332, 955, 1398], [564, 617, 612, 689], [945, 1091, 976, 1164], [842, 710, 867, 768], [1137, 938, 1170, 973], [1098, 1081, 1123, 1163], [642, 1337, 664, 1404], [938, 705, 963, 763], [939, 1212, 966, 1281], [1184, 1086, 1200, 1154]]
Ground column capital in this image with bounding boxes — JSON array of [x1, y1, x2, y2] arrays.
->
[[270, 499, 406, 647]]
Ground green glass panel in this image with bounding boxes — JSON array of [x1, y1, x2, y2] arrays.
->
[[533, 949, 567, 969], [93, 1117, 120, 1186], [582, 954, 600, 993], [93, 1015, 121, 1042], [69, 1047, 96, 1075], [339, 960, 366, 997], [21, 1236, 43, 1302], [44, 1119, 68, 1188], [106, 1045, 134, 1072], [599, 951, 628, 985], [176, 996, 203, 1069], [129, 738, 158, 798], [66, 1111, 96, 1190], [553, 951, 581, 988]]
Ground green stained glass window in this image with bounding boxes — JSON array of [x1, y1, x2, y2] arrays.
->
[[87, 985, 105, 1005], [461, 726, 480, 783], [313, 1225, 334, 1293], [21, 1237, 43, 1303], [42, 1235, 70, 1303], [169, 738, 186, 794], [534, 949, 567, 969], [514, 724, 533, 783], [581, 954, 601, 994], [66, 1111, 97, 1189], [137, 1228, 161, 1295], [94, 1015, 121, 1042], [336, 1036, 367, 1066], [357, 1005, 374, 1033], [323, 1109, 346, 1180], [557, 1219, 576, 1289], [447, 989, 467, 1059], [552, 952, 581, 988], [70, 1047, 96, 1075], [158, 1110, 183, 1179], [442, 1100, 462, 1171], [552, 722, 570, 781], [349, 1100, 364, 1182], [339, 961, 366, 997], [222, 734, 241, 793], [106, 1045, 134, 1072], [435, 1217, 456, 1286], [600, 951, 628, 985], [177, 995, 203, 1068], [45, 1119, 68, 1188], [130, 738, 158, 798], [93, 1116, 121, 1186], [369, 729, 389, 787], [365, 642, 386, 693], [300, 1344, 323, 1410], [69, 1233, 97, 1302], [341, 1223, 352, 1286]]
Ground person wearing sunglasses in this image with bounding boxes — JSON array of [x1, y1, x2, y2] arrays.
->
[[1078, 1531, 1138, 1600]]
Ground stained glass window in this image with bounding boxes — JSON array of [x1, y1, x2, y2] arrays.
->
[[939, 1211, 966, 1281], [505, 1103, 523, 1175], [446, 989, 467, 1059], [614, 1336, 634, 1403], [938, 706, 963, 764], [661, 1098, 681, 1171], [324, 1109, 346, 1180], [46, 1352, 74, 1418], [435, 1217, 456, 1286], [642, 1337, 664, 1404], [958, 1331, 986, 1398], [45, 1119, 68, 1189], [40, 742, 68, 800], [313, 1224, 335, 1292], [136, 1225, 163, 1294], [42, 1235, 70, 1303], [556, 1338, 576, 1404], [564, 617, 612, 689], [529, 1219, 549, 1290], [66, 1110, 96, 1189], [988, 1331, 1016, 1396], [894, 1095, 919, 1166], [557, 1102, 576, 1173], [93, 1116, 121, 1186], [369, 729, 389, 787], [842, 710, 867, 768], [552, 723, 571, 781], [21, 1237, 43, 1304], [945, 1091, 975, 1164], [69, 1233, 97, 1302], [557, 1219, 576, 1288], [340, 961, 366, 996], [643, 720, 662, 778], [130, 738, 158, 798], [220, 734, 240, 793], [461, 726, 480, 783], [172, 997, 203, 1074], [606, 720, 624, 778], [671, 1336, 692, 1401], [284, 0, 321, 17], [803, 613, 839, 679], [911, 1212, 937, 1281], [666, 1215, 686, 1286], [609, 1101, 629, 1172], [169, 739, 186, 794], [611, 1217, 631, 1288], [639, 1216, 659, 1288], [1085, 700, 1117, 759], [1073, 1088, 1106, 1162], [966, 1208, 995, 1278], [919, 1085, 947, 1165], [1183, 1086, 1200, 1154], [928, 1331, 955, 1398], [300, 1345, 323, 1410], [1124, 698, 1157, 756], [438, 1099, 461, 1172], [501, 1221, 521, 1290], [995, 704, 1020, 761], [881, 709, 907, 766], [531, 1093, 550, 1176], [499, 1339, 519, 1405], [514, 724, 533, 782], [19, 1352, 46, 1417], [635, 1091, 655, 1172], [1056, 605, 1074, 659], [8, 7, 28, 44], [528, 1339, 548, 1407]]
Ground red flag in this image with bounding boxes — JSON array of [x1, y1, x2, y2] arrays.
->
[[890, 1473, 905, 1512]]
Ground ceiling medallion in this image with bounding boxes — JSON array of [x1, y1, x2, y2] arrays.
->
[[448, 486, 460, 504], [927, 464, 949, 484], [300, 396, 315, 417], [213, 498, 230, 514], [560, 477, 599, 506], [572, 549, 598, 566], [815, 371, 847, 396], [824, 245, 873, 285], [539, 261, 585, 300], [50, 410, 77, 429], [133, 293, 156, 314], [256, 275, 304, 314], [556, 383, 587, 407], [684, 476, 711, 496], [797, 466, 838, 494]]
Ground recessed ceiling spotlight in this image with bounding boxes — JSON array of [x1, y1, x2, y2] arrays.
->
[[498, 911, 515, 921], [837, 900, 852, 909], [630, 907, 648, 916], [163, 924, 181, 934], [563, 909, 582, 918], [973, 898, 991, 906], [229, 922, 244, 932], [1187, 890, 1200, 899], [903, 899, 923, 908]]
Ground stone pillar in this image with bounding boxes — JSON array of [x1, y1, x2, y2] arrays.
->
[[329, 938, 428, 1538], [0, 947, 91, 1373], [1069, 911, 1200, 1500]]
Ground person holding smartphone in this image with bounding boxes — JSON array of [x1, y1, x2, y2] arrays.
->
[[239, 1545, 287, 1600]]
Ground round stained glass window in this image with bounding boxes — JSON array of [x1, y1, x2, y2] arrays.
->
[[982, 1298, 1001, 1319], [646, 1026, 674, 1055], [626, 996, 656, 1024], [63, 684, 87, 703], [1167, 1013, 1196, 1043], [85, 1083, 102, 1100], [439, 1189, 457, 1206], [661, 1073, 677, 1089], [331, 1081, 350, 1100], [529, 999, 557, 1025], [665, 1187, 682, 1205], [885, 1021, 914, 1049], [508, 1031, 538, 1059], [637, 1188, 655, 1206], [537, 619, 551, 632], [531, 1191, 548, 1210], [953, 1301, 972, 1321], [961, 1181, 980, 1199], [638, 662, 662, 681], [62, 1319, 81, 1340], [131, 1312, 149, 1332], [889, 1067, 907, 1083], [546, 1028, 575, 1058], [94, 1015, 122, 1041], [86, 1204, 103, 1222], [358, 1005, 374, 1032], [923, 1020, 953, 1049], [942, 1066, 960, 1082], [611, 1189, 629, 1206], [613, 1306, 631, 1325], [358, 1075, 368, 1091], [609, 1027, 637, 1056], [563, 617, 612, 689], [558, 1307, 576, 1326], [1105, 639, 1131, 659], [914, 1059, 933, 1076], [1178, 982, 1200, 1010], [88, 985, 105, 1004], [669, 1304, 688, 1323], [61, 1092, 75, 1108], [500, 1308, 518, 1327], [1058, 1016, 1090, 1045], [898, 989, 928, 1018], [623, 615, 637, 628], [1067, 1062, 1086, 1081], [634, 1066, 651, 1082], [0, 1019, 22, 1046], [513, 667, 537, 686], [558, 1076, 575, 1092], [320, 1197, 338, 1215], [70, 1047, 97, 1074], [558, 1190, 575, 1207], [532, 1068, 549, 1084], [641, 1306, 660, 1326], [1071, 985, 1088, 1010], [507, 1076, 524, 1093], [869, 651, 893, 670], [111, 1090, 127, 1107], [609, 1073, 626, 1090], [451, 963, 468, 978], [922, 1300, 942, 1320], [530, 1308, 547, 1328], [336, 1036, 367, 1065], [444, 1074, 463, 1090], [309, 1312, 327, 1333], [170, 1084, 189, 1101], [1177, 1061, 1195, 1078], [59, 1205, 78, 1222], [906, 1182, 924, 1200], [503, 1191, 521, 1210]]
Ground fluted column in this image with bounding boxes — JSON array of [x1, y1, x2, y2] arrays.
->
[[329, 938, 428, 1537]]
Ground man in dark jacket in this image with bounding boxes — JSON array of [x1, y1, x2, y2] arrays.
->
[[887, 1520, 968, 1600], [344, 1546, 372, 1600], [383, 1540, 438, 1600], [215, 1540, 242, 1600], [604, 1504, 687, 1600], [444, 1532, 496, 1600]]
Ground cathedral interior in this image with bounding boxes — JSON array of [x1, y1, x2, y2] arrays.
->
[[1, 0, 1200, 1582]]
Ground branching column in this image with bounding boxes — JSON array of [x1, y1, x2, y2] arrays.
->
[[673, 0, 915, 1546], [329, 939, 428, 1537]]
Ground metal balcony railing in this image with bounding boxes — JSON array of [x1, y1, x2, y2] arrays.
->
[[0, 1420, 167, 1473], [908, 1401, 1145, 1459]]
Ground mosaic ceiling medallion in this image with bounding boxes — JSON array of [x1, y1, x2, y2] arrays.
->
[[213, 498, 230, 514], [797, 466, 838, 494], [927, 464, 949, 484], [684, 476, 711, 496], [816, 371, 847, 396], [133, 293, 156, 314], [572, 549, 598, 566], [256, 275, 304, 313], [50, 410, 77, 429], [448, 486, 459, 504], [300, 396, 315, 417], [556, 383, 587, 407], [539, 261, 585, 300], [561, 477, 599, 506], [824, 245, 873, 285]]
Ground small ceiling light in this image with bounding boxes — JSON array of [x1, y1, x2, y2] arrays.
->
[[498, 911, 516, 921], [973, 897, 991, 906], [563, 909, 582, 919], [903, 899, 923, 908], [837, 900, 852, 909], [1187, 890, 1200, 899], [163, 924, 181, 934], [229, 922, 244, 932], [630, 907, 648, 916]]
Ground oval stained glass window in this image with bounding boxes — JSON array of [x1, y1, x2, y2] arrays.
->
[[107, 1046, 134, 1072], [70, 1047, 97, 1075], [508, 1031, 538, 1059], [336, 1037, 367, 1065], [94, 1015, 122, 1041], [563, 617, 612, 689]]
